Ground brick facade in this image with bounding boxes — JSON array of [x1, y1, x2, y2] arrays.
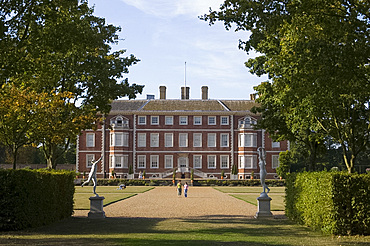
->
[[77, 91, 288, 180]]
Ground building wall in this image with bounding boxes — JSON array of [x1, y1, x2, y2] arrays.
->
[[77, 112, 288, 179]]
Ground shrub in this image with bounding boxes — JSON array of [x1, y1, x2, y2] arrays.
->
[[0, 169, 75, 231], [286, 172, 370, 235]]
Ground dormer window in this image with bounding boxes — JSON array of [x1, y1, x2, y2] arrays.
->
[[238, 116, 257, 129], [111, 116, 129, 129]]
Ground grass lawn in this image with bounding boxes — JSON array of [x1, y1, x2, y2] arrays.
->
[[74, 186, 153, 210], [1, 217, 369, 245], [214, 186, 285, 211]]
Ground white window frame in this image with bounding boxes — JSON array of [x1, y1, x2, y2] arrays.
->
[[179, 133, 188, 147], [221, 116, 229, 125], [193, 133, 202, 147], [179, 116, 188, 125], [239, 155, 257, 169], [137, 155, 146, 169], [238, 133, 257, 147], [165, 116, 173, 125], [165, 133, 173, 147], [208, 133, 216, 147], [86, 154, 95, 167], [272, 141, 281, 148], [220, 133, 229, 147], [137, 133, 146, 147], [193, 155, 202, 169], [150, 155, 159, 169], [110, 132, 129, 147], [208, 116, 216, 125], [165, 155, 173, 169], [150, 133, 159, 147], [220, 155, 229, 169], [86, 133, 95, 147], [207, 155, 216, 169], [193, 116, 202, 125], [110, 154, 128, 168], [138, 116, 146, 125], [272, 155, 280, 169], [151, 116, 159, 125]]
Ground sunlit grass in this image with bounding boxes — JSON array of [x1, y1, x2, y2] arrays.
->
[[1, 217, 368, 245], [74, 186, 153, 210]]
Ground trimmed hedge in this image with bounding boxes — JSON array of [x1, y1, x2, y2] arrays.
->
[[0, 169, 75, 231], [286, 172, 370, 235], [94, 178, 285, 187]]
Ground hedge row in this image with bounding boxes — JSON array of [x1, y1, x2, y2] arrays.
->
[[0, 169, 75, 231], [286, 172, 370, 235], [94, 178, 285, 187]]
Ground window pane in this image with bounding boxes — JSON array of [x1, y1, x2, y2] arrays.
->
[[208, 116, 216, 125], [221, 134, 228, 147], [208, 133, 216, 147], [179, 116, 188, 125], [87, 154, 95, 167], [221, 116, 228, 125], [138, 155, 146, 168], [165, 155, 173, 168], [207, 155, 216, 168], [151, 155, 159, 168], [151, 116, 159, 125], [193, 133, 202, 147], [272, 155, 279, 169], [194, 116, 202, 125], [86, 134, 95, 147], [179, 133, 188, 147], [138, 133, 146, 147], [138, 116, 146, 125], [165, 116, 173, 125], [193, 155, 202, 168], [150, 133, 159, 147], [221, 155, 229, 168], [165, 133, 173, 147]]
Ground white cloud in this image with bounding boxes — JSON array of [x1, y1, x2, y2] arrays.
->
[[120, 0, 223, 18]]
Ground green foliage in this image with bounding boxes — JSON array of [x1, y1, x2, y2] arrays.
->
[[276, 151, 292, 179], [128, 165, 133, 175], [0, 0, 143, 169], [203, 0, 370, 173], [0, 169, 75, 231], [286, 172, 370, 235], [231, 164, 238, 175], [195, 179, 285, 187]]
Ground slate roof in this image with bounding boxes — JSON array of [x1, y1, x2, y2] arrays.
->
[[109, 99, 257, 113], [110, 100, 147, 111]]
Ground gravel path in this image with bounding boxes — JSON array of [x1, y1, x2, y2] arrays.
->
[[73, 186, 284, 219]]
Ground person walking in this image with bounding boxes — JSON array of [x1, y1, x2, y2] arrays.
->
[[184, 182, 189, 198], [177, 180, 182, 197]]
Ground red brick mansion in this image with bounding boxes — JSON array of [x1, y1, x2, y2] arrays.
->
[[76, 86, 288, 180]]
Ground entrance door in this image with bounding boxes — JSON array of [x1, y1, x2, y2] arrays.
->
[[178, 157, 189, 173]]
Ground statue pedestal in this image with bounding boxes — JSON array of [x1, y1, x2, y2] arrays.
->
[[88, 196, 105, 219], [255, 193, 272, 218]]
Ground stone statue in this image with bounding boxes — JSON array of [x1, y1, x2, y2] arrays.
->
[[258, 147, 270, 195], [81, 156, 103, 196]]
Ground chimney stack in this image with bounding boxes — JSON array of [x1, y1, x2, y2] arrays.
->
[[250, 93, 256, 100], [159, 86, 166, 99], [181, 87, 190, 100], [201, 86, 208, 100]]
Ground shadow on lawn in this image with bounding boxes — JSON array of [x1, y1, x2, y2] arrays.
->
[[0, 216, 368, 246]]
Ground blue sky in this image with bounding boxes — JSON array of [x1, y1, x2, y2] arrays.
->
[[89, 0, 267, 100]]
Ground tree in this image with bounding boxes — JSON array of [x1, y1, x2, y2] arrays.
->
[[1, 0, 143, 168], [0, 84, 39, 169], [203, 0, 370, 173]]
